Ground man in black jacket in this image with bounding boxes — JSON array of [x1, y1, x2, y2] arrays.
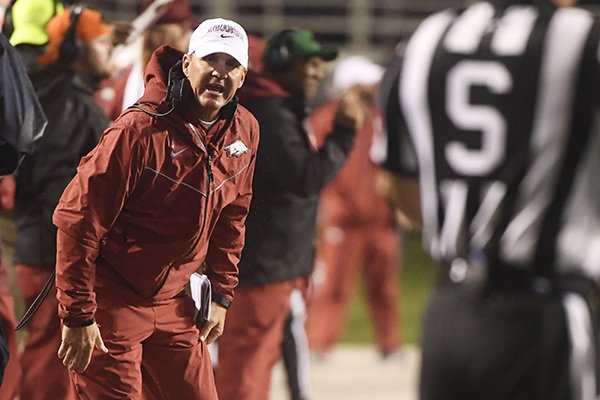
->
[[216, 29, 364, 400], [13, 6, 113, 400]]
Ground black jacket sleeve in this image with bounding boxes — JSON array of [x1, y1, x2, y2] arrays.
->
[[250, 98, 355, 197], [378, 48, 419, 177]]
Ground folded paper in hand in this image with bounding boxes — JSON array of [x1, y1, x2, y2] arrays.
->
[[190, 272, 211, 323]]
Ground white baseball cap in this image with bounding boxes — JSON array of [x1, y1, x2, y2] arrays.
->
[[333, 56, 384, 91], [188, 18, 249, 69]]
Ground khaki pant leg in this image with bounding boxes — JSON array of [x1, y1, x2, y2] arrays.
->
[[216, 283, 292, 400], [364, 226, 402, 352], [141, 294, 218, 400], [72, 288, 155, 399], [307, 226, 364, 352]]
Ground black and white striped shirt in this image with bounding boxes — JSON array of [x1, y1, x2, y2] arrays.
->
[[381, 1, 600, 279]]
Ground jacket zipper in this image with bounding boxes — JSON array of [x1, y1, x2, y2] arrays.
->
[[148, 100, 238, 298], [148, 150, 213, 298], [147, 115, 231, 298]]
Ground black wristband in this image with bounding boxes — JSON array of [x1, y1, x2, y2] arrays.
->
[[212, 293, 232, 309], [63, 317, 95, 328]]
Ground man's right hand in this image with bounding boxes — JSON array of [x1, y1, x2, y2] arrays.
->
[[335, 86, 367, 131], [58, 322, 108, 373]]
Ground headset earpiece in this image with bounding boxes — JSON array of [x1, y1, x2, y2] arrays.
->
[[167, 60, 192, 109], [263, 29, 295, 73], [59, 5, 84, 63]]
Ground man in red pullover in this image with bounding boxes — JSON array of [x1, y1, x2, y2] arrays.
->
[[53, 18, 258, 399], [307, 56, 403, 359]]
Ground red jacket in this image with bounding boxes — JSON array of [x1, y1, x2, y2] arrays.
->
[[53, 46, 259, 326], [311, 100, 394, 227]]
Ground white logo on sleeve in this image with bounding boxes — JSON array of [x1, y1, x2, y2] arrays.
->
[[225, 140, 249, 157]]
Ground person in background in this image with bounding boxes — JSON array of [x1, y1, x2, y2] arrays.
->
[[96, 0, 197, 121], [53, 18, 257, 398], [216, 29, 363, 400], [12, 6, 112, 400], [307, 55, 403, 361], [6, 0, 66, 72], [0, 30, 46, 400], [379, 0, 600, 398], [246, 32, 312, 400]]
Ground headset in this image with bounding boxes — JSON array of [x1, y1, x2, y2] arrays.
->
[[166, 60, 192, 111], [59, 4, 85, 63], [263, 29, 296, 73]]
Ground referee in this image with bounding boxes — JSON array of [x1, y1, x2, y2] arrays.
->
[[379, 0, 600, 399]]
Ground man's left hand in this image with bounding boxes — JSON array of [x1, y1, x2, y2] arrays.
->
[[198, 302, 227, 344]]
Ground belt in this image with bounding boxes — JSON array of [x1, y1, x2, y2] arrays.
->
[[441, 258, 595, 299]]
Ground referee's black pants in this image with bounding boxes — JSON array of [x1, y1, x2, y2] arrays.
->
[[419, 282, 581, 400]]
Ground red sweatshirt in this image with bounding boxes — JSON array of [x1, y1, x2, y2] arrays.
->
[[53, 46, 259, 326]]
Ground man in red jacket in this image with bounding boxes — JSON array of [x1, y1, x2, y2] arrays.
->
[[53, 17, 258, 399], [307, 56, 403, 359]]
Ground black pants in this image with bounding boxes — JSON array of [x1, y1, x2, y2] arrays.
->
[[420, 283, 574, 400]]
